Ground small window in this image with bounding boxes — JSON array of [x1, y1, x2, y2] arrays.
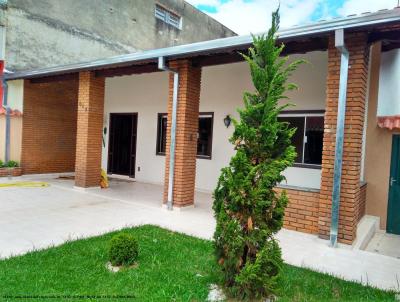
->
[[155, 5, 182, 29], [156, 112, 214, 159], [156, 113, 168, 155], [278, 111, 324, 168], [197, 113, 214, 159]]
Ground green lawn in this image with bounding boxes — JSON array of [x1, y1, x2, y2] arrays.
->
[[0, 225, 396, 302]]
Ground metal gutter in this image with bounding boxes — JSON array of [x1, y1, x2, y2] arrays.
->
[[330, 28, 349, 247], [5, 8, 400, 81], [158, 57, 178, 210]]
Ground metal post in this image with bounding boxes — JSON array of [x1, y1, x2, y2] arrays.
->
[[158, 57, 179, 211], [330, 29, 349, 247]]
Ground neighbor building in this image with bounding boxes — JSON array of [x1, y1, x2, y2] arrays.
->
[[0, 0, 235, 163], [4, 8, 400, 245]]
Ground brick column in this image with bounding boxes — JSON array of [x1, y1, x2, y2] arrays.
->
[[75, 71, 105, 188], [319, 33, 369, 244], [163, 60, 202, 207]]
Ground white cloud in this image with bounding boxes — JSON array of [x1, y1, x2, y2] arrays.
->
[[337, 0, 397, 16], [186, 0, 323, 35], [186, 0, 399, 35]]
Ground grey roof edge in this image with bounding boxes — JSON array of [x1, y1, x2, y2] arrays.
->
[[6, 7, 400, 81]]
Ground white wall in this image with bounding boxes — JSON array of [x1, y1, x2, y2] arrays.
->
[[102, 72, 169, 185], [378, 49, 400, 116], [103, 51, 327, 191], [197, 51, 327, 191]]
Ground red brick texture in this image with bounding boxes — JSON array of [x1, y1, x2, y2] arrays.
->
[[21, 79, 78, 174], [0, 167, 22, 177], [318, 33, 369, 244], [163, 60, 201, 207], [74, 71, 105, 188], [356, 183, 367, 223], [276, 187, 320, 234]]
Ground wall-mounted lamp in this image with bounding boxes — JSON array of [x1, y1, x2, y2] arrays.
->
[[223, 115, 232, 128]]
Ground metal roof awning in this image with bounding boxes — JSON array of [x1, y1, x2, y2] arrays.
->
[[6, 7, 400, 81]]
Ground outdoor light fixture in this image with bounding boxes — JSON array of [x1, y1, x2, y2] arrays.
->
[[223, 115, 231, 128]]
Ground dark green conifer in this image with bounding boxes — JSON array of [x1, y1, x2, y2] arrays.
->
[[213, 9, 304, 300]]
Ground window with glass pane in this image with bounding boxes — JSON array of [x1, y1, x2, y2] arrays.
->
[[156, 113, 214, 158], [155, 5, 181, 29], [278, 116, 304, 163], [304, 116, 324, 165], [278, 113, 324, 167], [197, 114, 213, 158], [156, 113, 168, 155]]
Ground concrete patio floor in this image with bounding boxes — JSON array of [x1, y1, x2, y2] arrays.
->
[[1, 174, 400, 291], [366, 231, 400, 259]]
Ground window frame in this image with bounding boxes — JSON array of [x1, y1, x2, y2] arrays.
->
[[155, 4, 182, 30], [279, 110, 325, 170], [156, 113, 168, 156], [197, 112, 214, 160], [155, 112, 214, 160]]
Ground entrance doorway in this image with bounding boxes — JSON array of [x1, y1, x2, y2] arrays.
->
[[107, 113, 137, 178], [387, 135, 400, 234]]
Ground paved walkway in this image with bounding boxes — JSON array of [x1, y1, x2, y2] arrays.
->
[[1, 174, 400, 291]]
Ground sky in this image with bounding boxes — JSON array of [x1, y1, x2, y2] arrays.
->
[[186, 0, 400, 35]]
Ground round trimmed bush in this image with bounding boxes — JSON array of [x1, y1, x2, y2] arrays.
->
[[108, 233, 139, 266]]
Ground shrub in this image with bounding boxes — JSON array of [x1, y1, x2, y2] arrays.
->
[[213, 9, 303, 300], [108, 233, 139, 266], [0, 160, 3, 168], [5, 160, 19, 168]]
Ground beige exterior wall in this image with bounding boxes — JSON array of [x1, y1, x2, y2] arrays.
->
[[364, 43, 400, 230], [8, 80, 24, 112], [102, 51, 327, 192], [0, 80, 24, 163], [0, 115, 22, 162]]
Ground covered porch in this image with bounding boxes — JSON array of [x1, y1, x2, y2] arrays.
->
[[8, 11, 400, 246]]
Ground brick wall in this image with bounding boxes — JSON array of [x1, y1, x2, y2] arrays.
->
[[163, 60, 202, 207], [356, 183, 367, 223], [21, 79, 78, 174], [75, 71, 105, 188], [276, 187, 320, 234], [319, 33, 369, 244], [0, 167, 22, 177]]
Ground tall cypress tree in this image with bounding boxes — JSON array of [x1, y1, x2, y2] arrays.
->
[[213, 9, 304, 300]]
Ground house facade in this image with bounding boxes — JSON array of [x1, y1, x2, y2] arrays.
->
[[5, 8, 400, 245], [0, 0, 236, 164]]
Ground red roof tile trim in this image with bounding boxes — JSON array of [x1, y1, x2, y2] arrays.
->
[[377, 115, 400, 130], [0, 106, 22, 117]]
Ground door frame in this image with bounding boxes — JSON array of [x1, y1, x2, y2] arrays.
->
[[387, 134, 400, 234], [107, 112, 138, 178]]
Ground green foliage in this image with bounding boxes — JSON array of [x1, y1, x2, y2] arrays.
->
[[0, 160, 19, 168], [213, 9, 304, 300], [108, 233, 139, 266], [5, 160, 19, 168]]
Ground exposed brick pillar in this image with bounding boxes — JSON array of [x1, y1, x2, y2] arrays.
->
[[319, 33, 369, 244], [74, 71, 105, 188], [163, 60, 202, 207]]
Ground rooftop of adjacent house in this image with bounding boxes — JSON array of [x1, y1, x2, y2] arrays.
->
[[5, 7, 400, 81]]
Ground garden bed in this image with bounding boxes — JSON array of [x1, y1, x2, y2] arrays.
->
[[0, 166, 22, 177], [0, 225, 396, 301]]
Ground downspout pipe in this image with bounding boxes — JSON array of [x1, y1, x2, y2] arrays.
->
[[158, 56, 178, 211], [330, 28, 349, 247]]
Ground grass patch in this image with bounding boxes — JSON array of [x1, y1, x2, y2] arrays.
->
[[0, 225, 396, 301]]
